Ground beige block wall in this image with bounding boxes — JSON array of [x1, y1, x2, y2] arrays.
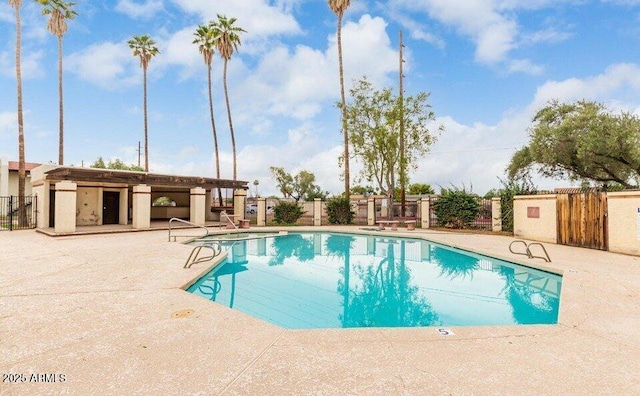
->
[[32, 182, 47, 229], [513, 194, 557, 243], [76, 187, 101, 226], [607, 191, 640, 256], [54, 181, 77, 233], [7, 172, 33, 196]]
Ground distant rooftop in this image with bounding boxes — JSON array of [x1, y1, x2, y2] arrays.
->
[[8, 161, 41, 172]]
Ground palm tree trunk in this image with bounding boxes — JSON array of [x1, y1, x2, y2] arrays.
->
[[337, 13, 350, 199], [208, 63, 223, 206], [15, 3, 27, 226], [223, 59, 237, 181], [143, 65, 149, 172], [57, 35, 64, 165]]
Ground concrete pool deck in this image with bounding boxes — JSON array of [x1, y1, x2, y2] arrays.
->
[[1, 226, 639, 395]]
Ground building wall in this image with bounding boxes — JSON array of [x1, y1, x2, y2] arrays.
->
[[76, 187, 101, 226], [0, 158, 8, 196], [513, 194, 557, 243], [607, 191, 640, 256], [7, 172, 33, 196]]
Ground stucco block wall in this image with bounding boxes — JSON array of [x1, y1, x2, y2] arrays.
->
[[7, 172, 33, 196], [513, 194, 557, 243], [76, 187, 101, 226], [607, 191, 640, 256]]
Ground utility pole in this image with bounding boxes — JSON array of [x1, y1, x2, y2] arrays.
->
[[136, 141, 142, 168], [399, 30, 406, 217]]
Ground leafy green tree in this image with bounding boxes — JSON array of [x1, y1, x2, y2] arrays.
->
[[213, 14, 245, 181], [346, 76, 441, 218], [90, 157, 144, 171], [270, 166, 326, 202], [328, 0, 352, 198], [128, 34, 159, 172], [304, 186, 329, 201], [509, 100, 640, 189], [37, 0, 77, 165], [350, 185, 378, 196], [407, 183, 434, 195]]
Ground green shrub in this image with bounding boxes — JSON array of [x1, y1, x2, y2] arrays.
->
[[326, 197, 354, 224], [273, 201, 304, 224], [434, 188, 480, 228]]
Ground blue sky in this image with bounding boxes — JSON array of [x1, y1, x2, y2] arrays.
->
[[2, 0, 640, 196]]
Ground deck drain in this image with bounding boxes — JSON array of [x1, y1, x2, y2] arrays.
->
[[172, 309, 194, 319]]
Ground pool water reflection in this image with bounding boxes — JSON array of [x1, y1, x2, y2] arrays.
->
[[187, 233, 562, 329]]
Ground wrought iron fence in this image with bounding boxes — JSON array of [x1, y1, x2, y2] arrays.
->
[[0, 195, 37, 231], [429, 196, 492, 230]]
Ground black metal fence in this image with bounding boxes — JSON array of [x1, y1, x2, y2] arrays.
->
[[0, 196, 37, 231], [429, 196, 492, 230], [353, 198, 421, 225]]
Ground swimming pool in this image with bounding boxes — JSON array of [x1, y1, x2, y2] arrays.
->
[[186, 232, 562, 329]]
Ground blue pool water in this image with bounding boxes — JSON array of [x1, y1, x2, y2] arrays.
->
[[187, 232, 562, 329]]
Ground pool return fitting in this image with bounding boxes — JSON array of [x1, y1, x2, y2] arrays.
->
[[509, 240, 552, 262]]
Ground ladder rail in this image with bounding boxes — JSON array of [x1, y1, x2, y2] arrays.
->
[[220, 210, 240, 233], [168, 217, 210, 242], [509, 239, 552, 262], [184, 242, 222, 268], [527, 242, 552, 263]]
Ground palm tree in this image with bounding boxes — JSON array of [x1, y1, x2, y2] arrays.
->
[[127, 34, 159, 172], [193, 24, 223, 205], [10, 0, 26, 226], [212, 14, 245, 181], [328, 0, 352, 198], [37, 0, 77, 165]]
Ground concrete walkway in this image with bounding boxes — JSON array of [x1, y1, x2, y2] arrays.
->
[[1, 227, 639, 395]]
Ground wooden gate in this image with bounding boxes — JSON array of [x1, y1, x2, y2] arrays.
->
[[557, 192, 608, 250]]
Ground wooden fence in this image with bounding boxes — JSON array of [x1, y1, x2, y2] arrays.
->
[[556, 192, 608, 250]]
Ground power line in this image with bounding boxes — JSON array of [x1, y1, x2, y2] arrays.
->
[[428, 147, 517, 155]]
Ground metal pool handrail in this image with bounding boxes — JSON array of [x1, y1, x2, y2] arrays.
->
[[509, 240, 552, 262], [168, 218, 209, 242], [184, 242, 222, 268], [220, 210, 240, 233]]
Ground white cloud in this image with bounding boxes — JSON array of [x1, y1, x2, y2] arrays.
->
[[171, 0, 302, 38], [66, 42, 139, 90], [234, 14, 398, 125], [0, 111, 17, 136], [115, 0, 164, 20], [397, 0, 518, 64], [412, 63, 640, 193], [521, 27, 573, 45], [508, 59, 544, 75], [0, 3, 13, 24], [601, 0, 640, 5], [155, 26, 201, 79], [0, 49, 45, 79], [529, 63, 640, 112]]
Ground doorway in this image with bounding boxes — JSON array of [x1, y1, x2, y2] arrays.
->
[[49, 189, 55, 228], [103, 191, 120, 225]]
